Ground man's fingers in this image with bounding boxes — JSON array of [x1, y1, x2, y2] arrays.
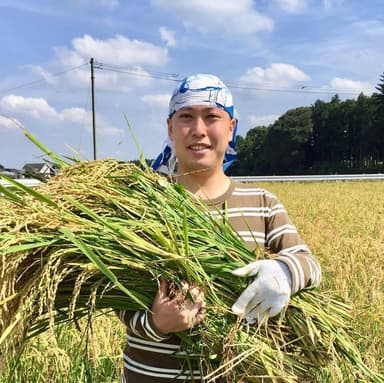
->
[[231, 261, 261, 277], [231, 281, 261, 315], [153, 278, 169, 305], [159, 278, 169, 297], [269, 295, 289, 317]]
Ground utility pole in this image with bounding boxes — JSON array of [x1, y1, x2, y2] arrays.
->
[[90, 57, 97, 160]]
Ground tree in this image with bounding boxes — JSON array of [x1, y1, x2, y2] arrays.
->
[[374, 72, 384, 106], [263, 107, 313, 174], [353, 93, 375, 168], [311, 95, 351, 171], [371, 72, 384, 164], [231, 84, 382, 175], [229, 126, 269, 175]]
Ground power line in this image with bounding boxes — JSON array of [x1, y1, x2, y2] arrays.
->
[[94, 61, 181, 82], [0, 59, 368, 97], [0, 63, 88, 95], [95, 61, 363, 95], [94, 60, 368, 96], [222, 82, 359, 95]]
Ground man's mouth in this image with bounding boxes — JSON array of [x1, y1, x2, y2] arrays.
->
[[189, 144, 211, 151]]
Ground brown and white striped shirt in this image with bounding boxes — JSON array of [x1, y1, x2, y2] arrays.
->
[[118, 179, 321, 382]]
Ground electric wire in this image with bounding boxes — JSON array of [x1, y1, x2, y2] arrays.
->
[[94, 60, 368, 96], [0, 63, 88, 95], [0, 59, 369, 97]]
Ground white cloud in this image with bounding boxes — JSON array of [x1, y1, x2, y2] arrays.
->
[[60, 107, 90, 124], [92, 65, 154, 91], [152, 0, 274, 35], [274, 0, 309, 13], [272, 0, 344, 13], [61, 108, 124, 137], [248, 114, 280, 126], [327, 77, 375, 95], [141, 94, 170, 108], [0, 95, 58, 120], [0, 95, 123, 137], [0, 115, 22, 131], [159, 26, 176, 47], [23, 65, 58, 85], [50, 34, 169, 90], [71, 34, 168, 67], [97, 125, 124, 136], [239, 63, 311, 88]]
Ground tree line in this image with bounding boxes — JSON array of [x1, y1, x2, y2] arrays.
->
[[228, 73, 384, 176]]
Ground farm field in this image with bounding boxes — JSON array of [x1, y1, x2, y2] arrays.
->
[[1, 180, 383, 382]]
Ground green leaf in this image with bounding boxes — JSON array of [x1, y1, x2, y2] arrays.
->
[[124, 114, 148, 169], [0, 181, 23, 205], [0, 175, 58, 208], [22, 128, 70, 168], [4, 240, 59, 254], [60, 227, 149, 310]]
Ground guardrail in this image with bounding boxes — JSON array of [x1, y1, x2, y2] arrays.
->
[[0, 179, 43, 188], [1, 173, 383, 190], [232, 174, 384, 182]]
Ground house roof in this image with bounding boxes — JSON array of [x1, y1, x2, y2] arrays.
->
[[22, 163, 47, 171]]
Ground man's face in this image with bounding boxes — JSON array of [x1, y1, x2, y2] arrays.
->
[[167, 105, 235, 174]]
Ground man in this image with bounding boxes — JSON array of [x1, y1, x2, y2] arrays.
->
[[118, 74, 321, 382]]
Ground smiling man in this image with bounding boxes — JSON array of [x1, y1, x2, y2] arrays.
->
[[167, 104, 236, 199], [117, 74, 321, 382]]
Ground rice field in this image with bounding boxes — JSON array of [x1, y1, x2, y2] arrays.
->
[[1, 179, 383, 382]]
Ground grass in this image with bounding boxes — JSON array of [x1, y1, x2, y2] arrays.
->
[[260, 180, 384, 376]]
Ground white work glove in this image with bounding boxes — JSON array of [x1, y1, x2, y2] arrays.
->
[[231, 259, 292, 324]]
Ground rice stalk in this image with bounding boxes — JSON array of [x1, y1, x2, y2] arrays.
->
[[0, 157, 383, 382]]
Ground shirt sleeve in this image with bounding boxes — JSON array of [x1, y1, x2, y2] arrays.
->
[[263, 192, 322, 294], [116, 309, 171, 342]]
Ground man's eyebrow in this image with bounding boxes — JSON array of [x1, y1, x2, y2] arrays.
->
[[180, 106, 219, 111]]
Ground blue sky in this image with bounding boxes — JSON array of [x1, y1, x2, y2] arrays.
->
[[0, 0, 383, 169]]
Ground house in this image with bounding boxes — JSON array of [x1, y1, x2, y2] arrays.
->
[[0, 169, 22, 179], [22, 163, 56, 178]]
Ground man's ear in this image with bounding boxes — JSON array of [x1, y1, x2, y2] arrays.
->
[[228, 118, 236, 141], [167, 118, 173, 141]]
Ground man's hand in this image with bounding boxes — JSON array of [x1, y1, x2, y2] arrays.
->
[[152, 278, 206, 334], [231, 260, 292, 324]]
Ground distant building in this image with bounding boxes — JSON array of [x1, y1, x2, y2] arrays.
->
[[0, 168, 22, 179], [22, 163, 57, 178]]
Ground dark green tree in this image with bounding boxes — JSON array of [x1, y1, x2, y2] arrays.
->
[[371, 72, 384, 165], [230, 81, 383, 175], [263, 107, 313, 174], [312, 95, 350, 171], [229, 126, 269, 175], [374, 72, 384, 106], [353, 94, 375, 168]]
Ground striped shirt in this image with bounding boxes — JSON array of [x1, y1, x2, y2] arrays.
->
[[118, 179, 322, 382]]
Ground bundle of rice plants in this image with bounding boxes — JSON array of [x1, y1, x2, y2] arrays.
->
[[0, 132, 383, 382]]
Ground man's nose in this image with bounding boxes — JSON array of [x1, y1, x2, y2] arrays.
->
[[191, 117, 207, 136]]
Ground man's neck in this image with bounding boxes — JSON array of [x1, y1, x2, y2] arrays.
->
[[174, 168, 231, 200]]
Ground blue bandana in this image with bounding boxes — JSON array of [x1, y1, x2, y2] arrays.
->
[[151, 74, 238, 174]]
